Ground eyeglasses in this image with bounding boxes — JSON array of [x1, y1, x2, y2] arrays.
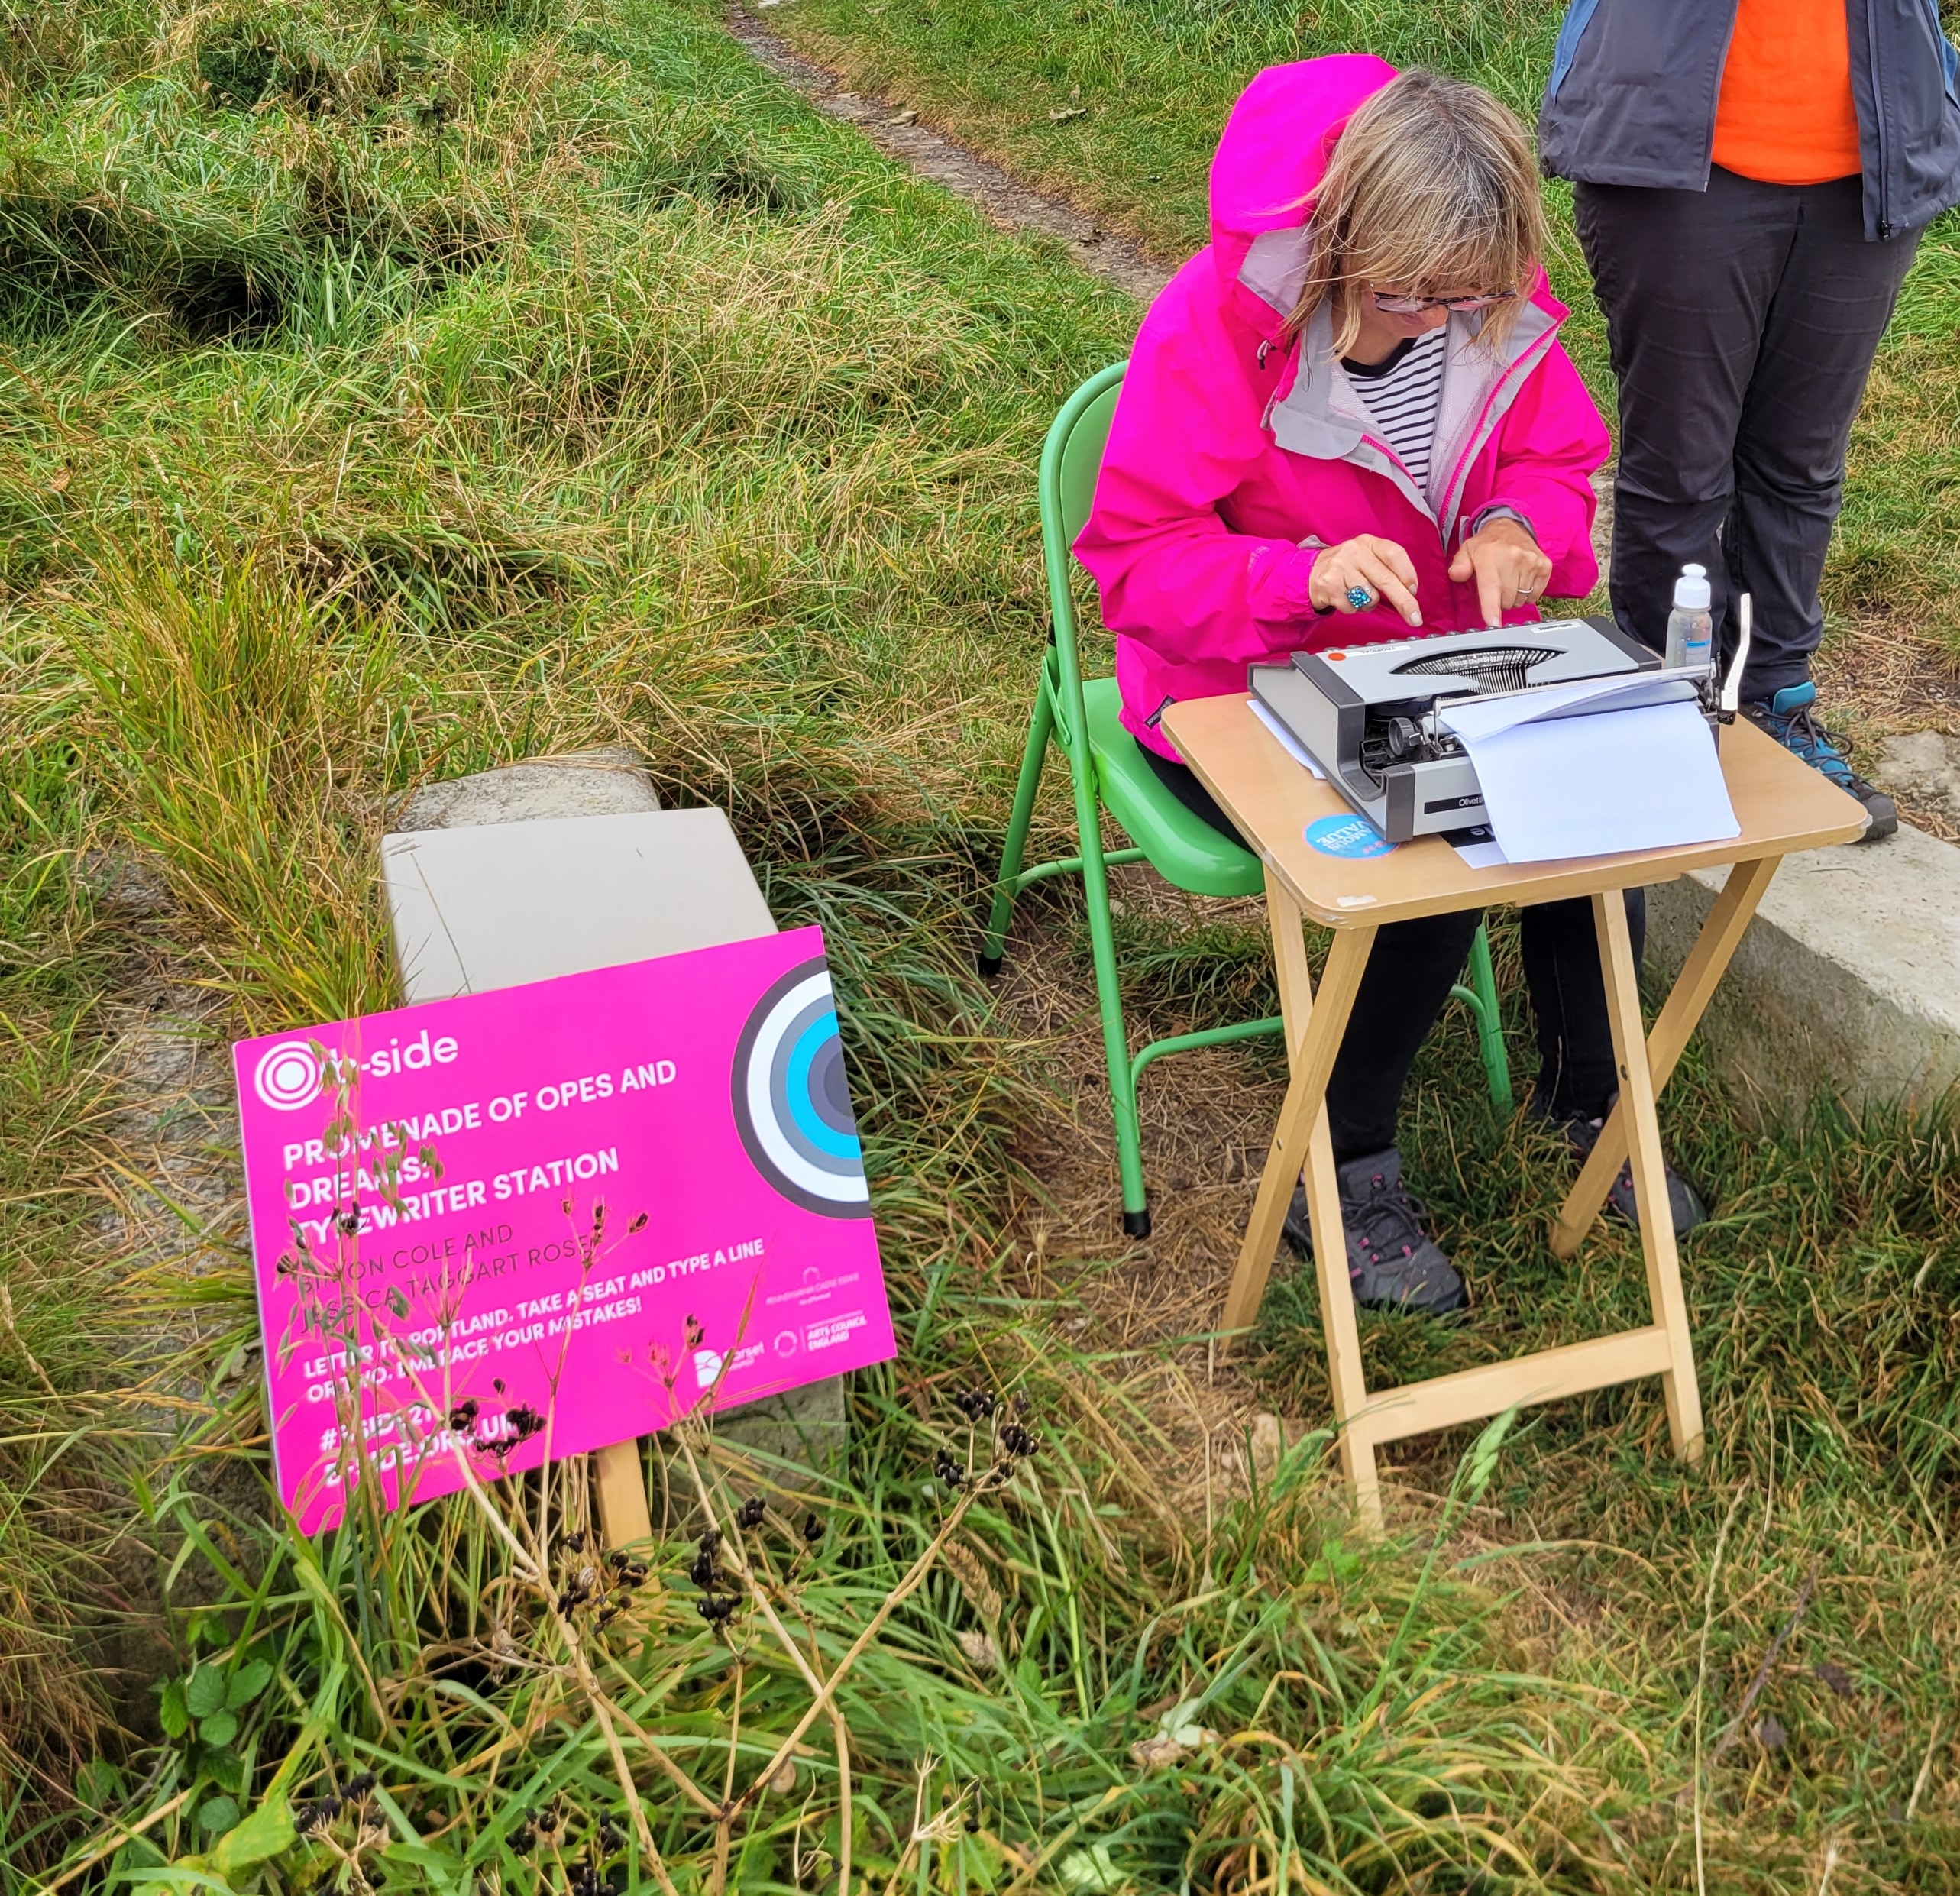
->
[[1369, 287, 1518, 315]]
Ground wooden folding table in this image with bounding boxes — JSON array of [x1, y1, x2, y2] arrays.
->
[[1160, 697, 1866, 1526]]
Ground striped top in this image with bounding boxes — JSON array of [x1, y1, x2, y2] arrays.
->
[[1343, 326, 1447, 492]]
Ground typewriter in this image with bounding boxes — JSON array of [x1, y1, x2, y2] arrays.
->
[[1249, 616, 1737, 843]]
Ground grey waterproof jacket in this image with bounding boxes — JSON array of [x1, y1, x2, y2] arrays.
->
[[1538, 0, 1960, 239]]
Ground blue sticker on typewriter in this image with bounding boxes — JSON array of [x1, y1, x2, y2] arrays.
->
[[1305, 814, 1395, 859]]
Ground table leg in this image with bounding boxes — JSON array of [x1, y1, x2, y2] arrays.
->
[[1257, 872, 1378, 1520], [1551, 856, 1782, 1260], [1224, 916, 1372, 1329], [1592, 891, 1705, 1463]]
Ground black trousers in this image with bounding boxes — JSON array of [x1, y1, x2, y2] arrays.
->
[[1574, 167, 1919, 702], [1143, 741, 1641, 1161]]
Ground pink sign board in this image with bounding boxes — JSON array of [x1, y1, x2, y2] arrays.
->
[[233, 926, 893, 1532]]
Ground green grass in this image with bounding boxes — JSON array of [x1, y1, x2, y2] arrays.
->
[[769, 0, 1960, 659], [4, 0, 1960, 1889], [0, 655, 135, 1794]]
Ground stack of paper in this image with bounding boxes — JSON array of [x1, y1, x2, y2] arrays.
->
[[1248, 697, 1326, 778]]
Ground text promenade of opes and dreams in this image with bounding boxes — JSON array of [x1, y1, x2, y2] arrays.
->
[[280, 1025, 681, 1247]]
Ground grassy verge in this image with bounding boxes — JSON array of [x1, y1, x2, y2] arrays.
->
[[0, 2, 1650, 1891], [765, 0, 1960, 660]]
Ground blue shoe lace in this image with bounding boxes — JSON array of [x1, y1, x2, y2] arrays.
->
[[1751, 682, 1857, 791]]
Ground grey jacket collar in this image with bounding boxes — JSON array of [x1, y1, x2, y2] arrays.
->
[[1241, 241, 1559, 538]]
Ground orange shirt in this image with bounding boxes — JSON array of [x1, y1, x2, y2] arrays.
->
[[1713, 0, 1864, 185]]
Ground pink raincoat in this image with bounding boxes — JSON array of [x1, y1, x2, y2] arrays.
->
[[1076, 56, 1612, 759]]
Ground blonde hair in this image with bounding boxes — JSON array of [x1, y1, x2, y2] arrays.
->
[[1286, 71, 1546, 358]]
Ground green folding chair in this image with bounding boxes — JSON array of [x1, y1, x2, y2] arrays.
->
[[979, 361, 1511, 1238]]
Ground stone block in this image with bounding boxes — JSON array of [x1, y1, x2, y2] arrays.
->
[[704, 1375, 849, 1490], [395, 746, 661, 830], [1645, 822, 1960, 1124]]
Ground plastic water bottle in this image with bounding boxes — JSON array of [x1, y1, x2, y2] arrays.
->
[[1665, 563, 1713, 671]]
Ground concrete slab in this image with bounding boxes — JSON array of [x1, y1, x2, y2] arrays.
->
[[1646, 820, 1960, 1124], [387, 748, 848, 1484], [1874, 729, 1960, 833]]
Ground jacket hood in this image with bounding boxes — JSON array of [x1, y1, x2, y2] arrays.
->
[[1208, 55, 1399, 325]]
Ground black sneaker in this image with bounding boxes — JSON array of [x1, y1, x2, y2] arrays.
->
[[1282, 1147, 1467, 1316], [1747, 682, 1897, 843], [1552, 1096, 1706, 1236]]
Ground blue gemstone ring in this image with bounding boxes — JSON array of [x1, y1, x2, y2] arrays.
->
[[1345, 584, 1373, 610]]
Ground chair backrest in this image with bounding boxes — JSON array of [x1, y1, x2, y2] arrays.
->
[[1036, 362, 1126, 740], [1045, 363, 1125, 548]]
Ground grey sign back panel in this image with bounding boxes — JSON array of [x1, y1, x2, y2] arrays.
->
[[381, 807, 777, 1004]]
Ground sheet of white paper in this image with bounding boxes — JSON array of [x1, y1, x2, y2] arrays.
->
[[1440, 672, 1693, 744], [1247, 697, 1327, 778], [1454, 701, 1738, 864]]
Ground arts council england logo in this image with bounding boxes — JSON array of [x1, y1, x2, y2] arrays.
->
[[253, 1041, 325, 1111]]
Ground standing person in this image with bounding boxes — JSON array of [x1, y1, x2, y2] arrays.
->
[[1076, 57, 1703, 1319], [1540, 0, 1960, 843]]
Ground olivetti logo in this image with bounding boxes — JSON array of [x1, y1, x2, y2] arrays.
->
[[252, 1041, 325, 1111]]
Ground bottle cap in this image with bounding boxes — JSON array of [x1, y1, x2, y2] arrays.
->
[[1673, 562, 1711, 610]]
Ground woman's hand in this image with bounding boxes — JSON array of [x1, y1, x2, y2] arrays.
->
[[1448, 516, 1552, 628], [1306, 534, 1423, 626]]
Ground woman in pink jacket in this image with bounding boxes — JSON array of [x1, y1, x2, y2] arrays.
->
[[1078, 59, 1703, 1315]]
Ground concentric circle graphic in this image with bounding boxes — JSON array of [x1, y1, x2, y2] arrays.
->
[[730, 959, 870, 1218], [254, 1040, 326, 1111]]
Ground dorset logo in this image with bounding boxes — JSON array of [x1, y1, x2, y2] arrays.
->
[[253, 1041, 325, 1111]]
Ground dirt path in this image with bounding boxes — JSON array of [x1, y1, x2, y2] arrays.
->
[[728, 5, 1174, 304]]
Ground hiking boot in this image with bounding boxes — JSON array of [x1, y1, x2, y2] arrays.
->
[[1746, 681, 1897, 843], [1282, 1147, 1467, 1316], [1550, 1096, 1706, 1237]]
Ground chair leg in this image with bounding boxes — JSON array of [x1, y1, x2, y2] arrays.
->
[[1467, 921, 1512, 1112], [1070, 766, 1149, 1238], [979, 687, 1055, 977]]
